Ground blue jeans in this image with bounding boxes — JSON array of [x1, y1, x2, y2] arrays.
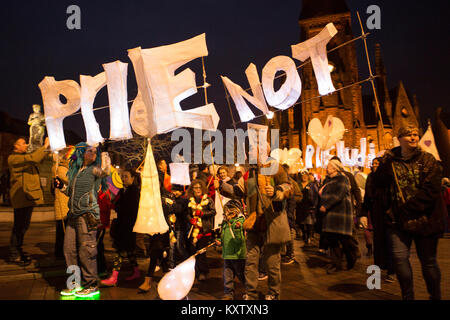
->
[[64, 216, 98, 287], [223, 259, 246, 297], [387, 227, 441, 300]]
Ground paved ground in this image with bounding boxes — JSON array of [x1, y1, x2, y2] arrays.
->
[[0, 220, 448, 300]]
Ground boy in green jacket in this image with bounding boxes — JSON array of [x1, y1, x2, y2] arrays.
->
[[215, 200, 246, 300]]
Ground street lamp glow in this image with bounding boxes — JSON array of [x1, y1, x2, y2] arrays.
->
[[328, 63, 335, 73], [266, 111, 274, 120]]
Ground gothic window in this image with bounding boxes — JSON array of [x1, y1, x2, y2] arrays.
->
[[353, 119, 361, 128]]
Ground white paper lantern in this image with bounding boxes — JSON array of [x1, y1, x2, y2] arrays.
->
[[336, 140, 345, 163], [291, 23, 338, 95], [38, 77, 81, 151], [80, 73, 106, 146], [248, 123, 269, 165], [305, 145, 315, 169], [367, 143, 376, 167], [262, 56, 302, 110], [157, 255, 196, 300], [356, 138, 367, 167], [169, 162, 191, 186], [128, 34, 219, 138], [351, 149, 359, 167], [214, 192, 230, 230], [270, 148, 288, 164], [221, 63, 269, 122], [133, 142, 169, 235], [308, 116, 345, 151], [316, 145, 322, 168], [308, 118, 326, 149], [322, 146, 335, 168], [343, 147, 355, 167], [103, 61, 133, 141], [325, 117, 345, 150]]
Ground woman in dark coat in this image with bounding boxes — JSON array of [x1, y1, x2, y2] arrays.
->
[[186, 179, 215, 281], [138, 171, 175, 293], [296, 172, 318, 245], [101, 169, 141, 287], [318, 159, 354, 273]]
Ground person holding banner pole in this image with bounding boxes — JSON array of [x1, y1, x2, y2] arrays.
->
[[8, 137, 50, 266], [217, 144, 292, 300], [56, 143, 110, 298]]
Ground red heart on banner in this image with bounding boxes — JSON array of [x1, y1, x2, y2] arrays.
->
[[424, 140, 432, 147]]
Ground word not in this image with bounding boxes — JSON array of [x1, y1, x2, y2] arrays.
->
[[66, 5, 81, 30], [66, 265, 81, 289], [223, 23, 337, 123], [180, 304, 215, 318], [366, 5, 381, 30], [366, 265, 381, 290], [225, 305, 269, 315]]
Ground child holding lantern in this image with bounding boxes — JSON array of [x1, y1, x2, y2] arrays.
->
[[215, 200, 246, 300], [186, 179, 215, 281]]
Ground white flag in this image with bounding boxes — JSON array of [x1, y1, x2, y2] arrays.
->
[[419, 124, 441, 161]]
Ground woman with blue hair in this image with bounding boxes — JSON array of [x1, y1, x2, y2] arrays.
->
[[56, 143, 110, 298]]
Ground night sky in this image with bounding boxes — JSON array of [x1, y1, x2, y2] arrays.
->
[[1, 0, 449, 141]]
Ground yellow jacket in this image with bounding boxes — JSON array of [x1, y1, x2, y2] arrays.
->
[[52, 157, 69, 220]]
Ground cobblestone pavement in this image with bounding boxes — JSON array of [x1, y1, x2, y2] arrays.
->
[[0, 221, 448, 300]]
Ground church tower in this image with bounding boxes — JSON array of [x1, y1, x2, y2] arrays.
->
[[295, 0, 366, 155]]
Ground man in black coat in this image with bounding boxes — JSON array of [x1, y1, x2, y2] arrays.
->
[[369, 125, 445, 300]]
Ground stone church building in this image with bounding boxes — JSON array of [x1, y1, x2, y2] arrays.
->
[[267, 0, 420, 163]]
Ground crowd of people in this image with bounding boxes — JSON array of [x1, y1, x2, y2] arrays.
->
[[4, 124, 449, 300]]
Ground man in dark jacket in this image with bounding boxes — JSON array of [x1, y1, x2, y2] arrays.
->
[[370, 125, 445, 300], [8, 137, 49, 265]]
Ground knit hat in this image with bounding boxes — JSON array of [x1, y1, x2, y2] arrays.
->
[[328, 159, 345, 172], [223, 200, 243, 219], [397, 125, 419, 139]]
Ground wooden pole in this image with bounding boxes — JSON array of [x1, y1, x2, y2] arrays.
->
[[356, 11, 388, 149]]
